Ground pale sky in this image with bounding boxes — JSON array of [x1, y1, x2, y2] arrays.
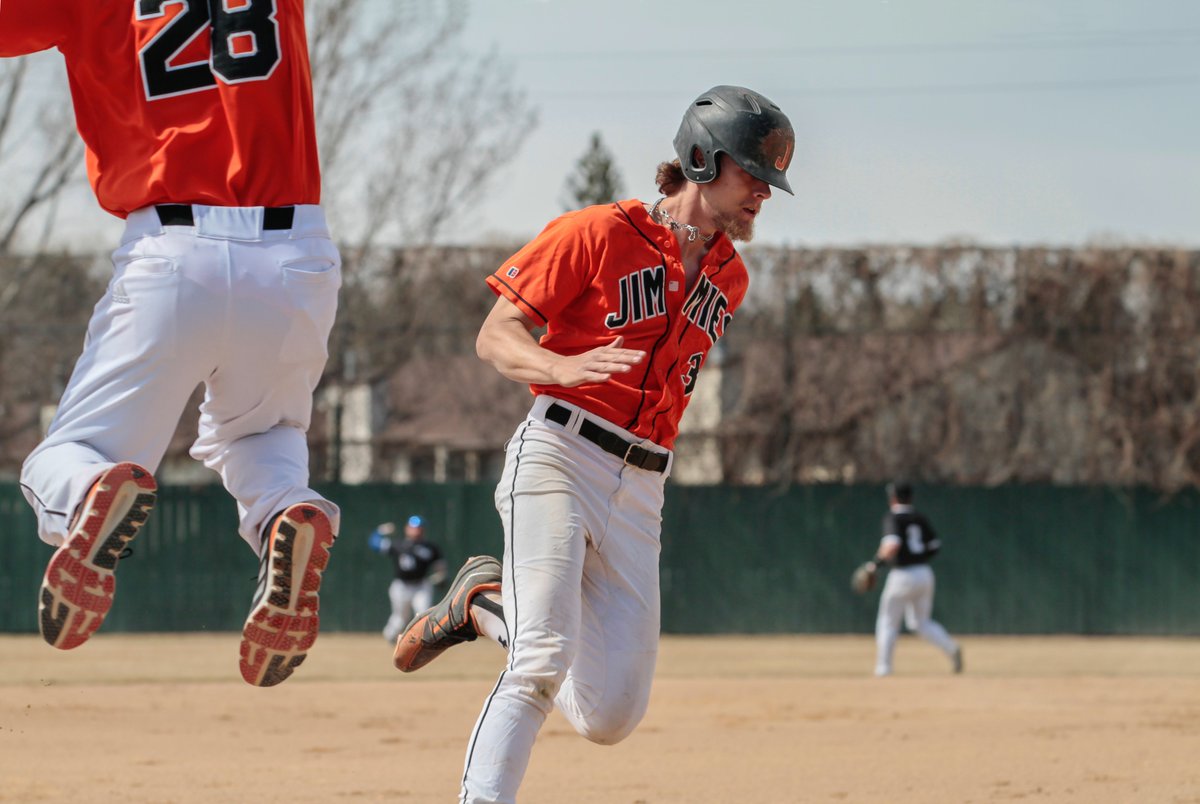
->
[[449, 0, 1200, 248], [9, 0, 1199, 251]]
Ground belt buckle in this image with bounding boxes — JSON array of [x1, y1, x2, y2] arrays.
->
[[624, 442, 656, 470], [622, 442, 642, 467]]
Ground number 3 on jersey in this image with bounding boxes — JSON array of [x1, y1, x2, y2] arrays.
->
[[681, 352, 703, 395], [137, 0, 281, 100]]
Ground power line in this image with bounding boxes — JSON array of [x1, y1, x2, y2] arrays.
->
[[533, 74, 1200, 101], [502, 31, 1200, 62], [777, 74, 1200, 98]]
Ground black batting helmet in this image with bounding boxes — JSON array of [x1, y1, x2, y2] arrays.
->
[[673, 85, 795, 194], [886, 480, 914, 503]]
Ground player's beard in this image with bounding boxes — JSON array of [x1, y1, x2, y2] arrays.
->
[[714, 210, 755, 243]]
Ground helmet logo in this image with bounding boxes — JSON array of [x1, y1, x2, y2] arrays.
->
[[764, 128, 794, 171], [775, 142, 792, 170]]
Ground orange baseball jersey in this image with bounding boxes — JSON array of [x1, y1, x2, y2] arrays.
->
[[0, 0, 319, 217], [487, 198, 749, 450]]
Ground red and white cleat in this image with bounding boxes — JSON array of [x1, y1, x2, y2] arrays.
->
[[38, 462, 158, 650], [239, 503, 336, 687]]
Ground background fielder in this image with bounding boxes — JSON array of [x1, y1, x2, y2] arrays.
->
[[1, 0, 341, 687], [873, 480, 962, 677], [369, 516, 447, 643]]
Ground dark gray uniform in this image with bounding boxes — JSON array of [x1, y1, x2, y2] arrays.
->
[[875, 504, 960, 676], [376, 533, 442, 642]]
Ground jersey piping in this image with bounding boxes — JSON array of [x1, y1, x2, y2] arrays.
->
[[615, 202, 671, 434], [491, 275, 552, 327]]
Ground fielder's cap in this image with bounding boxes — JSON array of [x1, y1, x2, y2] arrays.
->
[[407, 515, 424, 528]]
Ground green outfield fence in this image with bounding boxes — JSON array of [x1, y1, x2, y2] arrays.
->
[[2, 482, 1198, 635]]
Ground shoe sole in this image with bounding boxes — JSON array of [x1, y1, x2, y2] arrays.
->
[[239, 504, 336, 687], [38, 463, 157, 650], [393, 555, 501, 673]]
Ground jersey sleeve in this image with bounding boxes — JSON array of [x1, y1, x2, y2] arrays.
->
[[485, 214, 594, 327], [0, 0, 70, 56], [881, 512, 898, 538]]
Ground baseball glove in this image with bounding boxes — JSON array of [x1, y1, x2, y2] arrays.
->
[[850, 560, 879, 594]]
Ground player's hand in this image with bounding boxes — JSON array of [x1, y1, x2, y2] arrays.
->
[[551, 337, 645, 387], [377, 522, 396, 536]]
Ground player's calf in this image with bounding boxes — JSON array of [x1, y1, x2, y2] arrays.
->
[[239, 503, 337, 687], [38, 462, 158, 650]]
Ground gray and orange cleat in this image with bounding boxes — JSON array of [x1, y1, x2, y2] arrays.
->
[[239, 503, 336, 687], [39, 462, 158, 650], [393, 555, 502, 673]]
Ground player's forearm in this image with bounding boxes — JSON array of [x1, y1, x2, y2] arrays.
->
[[876, 538, 901, 563], [476, 315, 566, 385]]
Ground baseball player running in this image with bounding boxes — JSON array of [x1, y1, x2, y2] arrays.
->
[[3, 0, 341, 686], [369, 516, 447, 643], [392, 86, 795, 803], [873, 481, 963, 676]]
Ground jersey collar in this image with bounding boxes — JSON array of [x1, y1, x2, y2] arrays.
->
[[620, 198, 736, 262]]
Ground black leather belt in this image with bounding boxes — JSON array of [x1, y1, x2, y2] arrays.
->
[[545, 402, 669, 474], [155, 204, 295, 230]]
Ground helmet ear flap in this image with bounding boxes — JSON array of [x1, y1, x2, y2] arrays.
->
[[673, 117, 720, 185]]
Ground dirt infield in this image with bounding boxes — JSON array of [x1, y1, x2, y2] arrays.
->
[[2, 634, 1199, 803]]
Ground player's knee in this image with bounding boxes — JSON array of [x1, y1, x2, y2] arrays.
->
[[529, 672, 566, 705], [912, 619, 937, 637], [575, 697, 649, 746], [513, 656, 571, 709]]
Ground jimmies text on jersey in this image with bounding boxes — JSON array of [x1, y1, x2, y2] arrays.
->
[[486, 198, 749, 449]]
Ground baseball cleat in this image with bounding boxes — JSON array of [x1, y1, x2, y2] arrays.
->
[[239, 503, 336, 687], [393, 555, 502, 673], [38, 462, 157, 650], [953, 647, 964, 674]]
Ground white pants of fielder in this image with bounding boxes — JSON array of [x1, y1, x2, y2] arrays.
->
[[874, 564, 959, 676], [460, 395, 672, 804], [384, 579, 434, 642], [20, 205, 342, 551]]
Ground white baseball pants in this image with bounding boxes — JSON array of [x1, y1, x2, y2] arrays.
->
[[874, 564, 958, 675], [384, 578, 434, 642], [460, 395, 671, 804], [20, 204, 342, 550]]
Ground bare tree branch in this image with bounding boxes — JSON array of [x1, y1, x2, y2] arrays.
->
[[0, 60, 29, 160], [0, 56, 86, 304], [309, 0, 463, 180], [0, 112, 82, 255], [0, 57, 82, 261], [306, 0, 536, 261]]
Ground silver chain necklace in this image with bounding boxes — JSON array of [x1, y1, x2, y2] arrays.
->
[[650, 198, 713, 243]]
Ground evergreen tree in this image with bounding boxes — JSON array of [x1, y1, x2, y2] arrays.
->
[[562, 132, 624, 210]]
